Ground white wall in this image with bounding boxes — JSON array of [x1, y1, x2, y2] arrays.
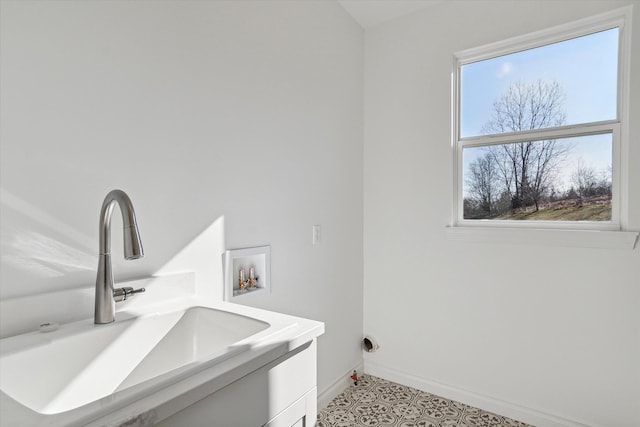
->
[[363, 1, 639, 427], [0, 0, 363, 397]]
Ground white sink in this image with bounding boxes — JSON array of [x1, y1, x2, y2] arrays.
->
[[0, 306, 269, 415]]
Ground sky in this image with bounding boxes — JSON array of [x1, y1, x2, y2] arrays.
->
[[460, 28, 618, 195]]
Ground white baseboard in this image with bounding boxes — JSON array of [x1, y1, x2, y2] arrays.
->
[[364, 361, 594, 427], [318, 361, 364, 410]]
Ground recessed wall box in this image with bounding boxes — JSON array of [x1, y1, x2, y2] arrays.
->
[[223, 245, 271, 302]]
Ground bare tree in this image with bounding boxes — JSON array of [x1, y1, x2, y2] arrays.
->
[[571, 159, 598, 198], [571, 160, 612, 199], [481, 80, 570, 211], [598, 166, 613, 197], [465, 151, 500, 216]]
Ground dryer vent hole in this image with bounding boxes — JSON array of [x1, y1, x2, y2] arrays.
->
[[363, 336, 378, 353]]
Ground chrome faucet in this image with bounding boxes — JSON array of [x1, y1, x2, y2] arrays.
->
[[94, 189, 145, 324]]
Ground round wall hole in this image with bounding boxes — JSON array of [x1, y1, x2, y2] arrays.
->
[[362, 336, 379, 353]]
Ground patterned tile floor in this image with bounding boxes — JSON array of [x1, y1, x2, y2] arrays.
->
[[317, 375, 533, 427]]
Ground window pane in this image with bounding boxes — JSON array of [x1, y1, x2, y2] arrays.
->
[[462, 133, 612, 221], [460, 29, 618, 138]]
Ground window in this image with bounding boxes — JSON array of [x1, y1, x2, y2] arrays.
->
[[452, 8, 633, 236]]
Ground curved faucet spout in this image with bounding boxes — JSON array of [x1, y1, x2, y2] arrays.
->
[[95, 190, 144, 324], [98, 190, 144, 259]]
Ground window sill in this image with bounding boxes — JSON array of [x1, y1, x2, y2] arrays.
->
[[445, 226, 638, 250]]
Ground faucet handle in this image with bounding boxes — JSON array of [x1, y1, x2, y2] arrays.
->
[[113, 286, 146, 302]]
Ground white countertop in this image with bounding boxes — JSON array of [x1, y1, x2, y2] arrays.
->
[[0, 294, 324, 427]]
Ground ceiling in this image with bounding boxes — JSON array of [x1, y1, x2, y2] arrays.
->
[[337, 0, 444, 28]]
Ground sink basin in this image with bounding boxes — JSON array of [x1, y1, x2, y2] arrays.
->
[[0, 306, 269, 415]]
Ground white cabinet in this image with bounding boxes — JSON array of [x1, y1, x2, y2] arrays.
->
[[263, 390, 315, 427], [157, 340, 318, 427]]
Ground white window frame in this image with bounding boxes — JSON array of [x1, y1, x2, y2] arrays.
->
[[448, 6, 638, 249]]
